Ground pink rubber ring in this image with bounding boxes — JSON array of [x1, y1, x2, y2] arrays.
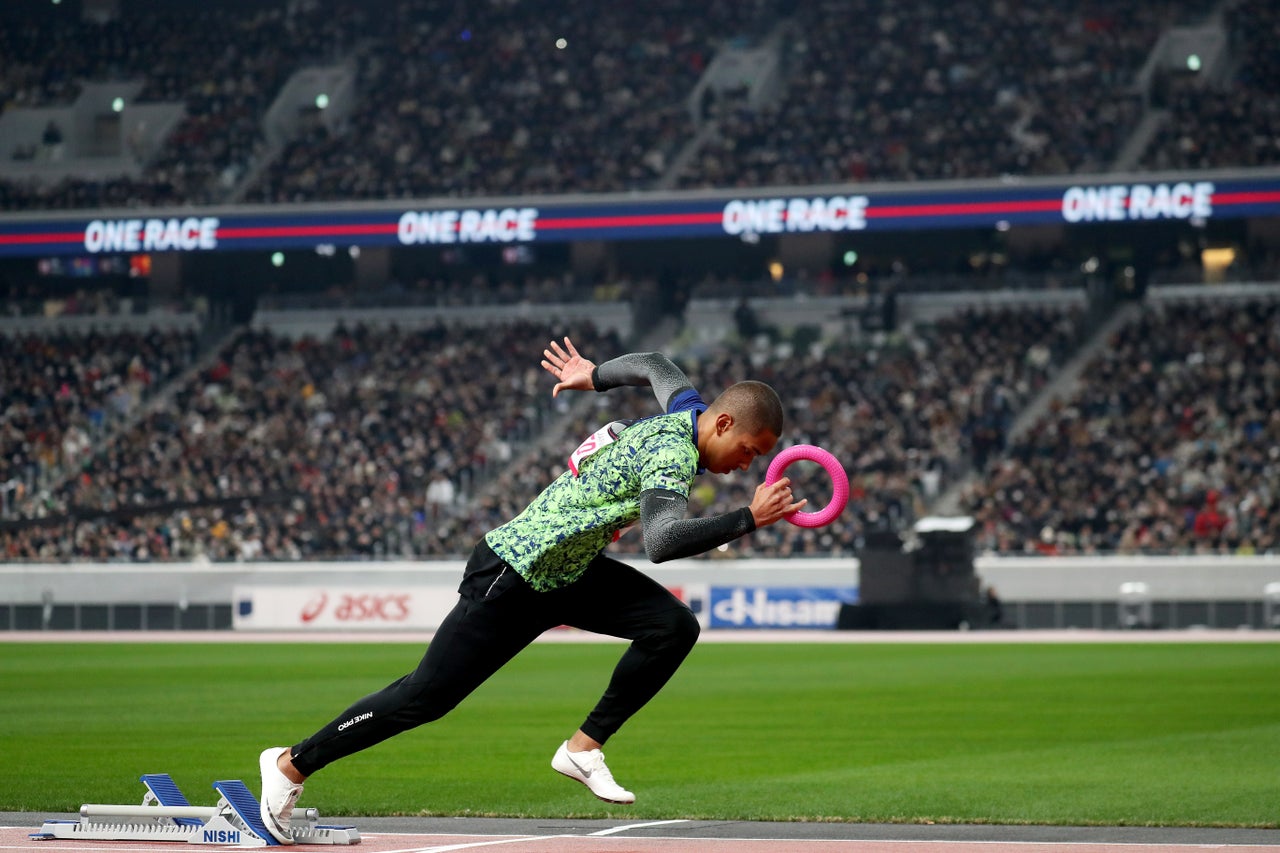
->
[[765, 444, 850, 528]]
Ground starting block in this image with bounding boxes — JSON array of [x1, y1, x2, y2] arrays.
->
[[31, 773, 360, 847]]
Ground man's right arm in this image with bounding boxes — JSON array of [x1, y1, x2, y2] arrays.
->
[[541, 337, 696, 411]]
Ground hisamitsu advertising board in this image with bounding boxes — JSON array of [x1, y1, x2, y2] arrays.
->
[[2, 172, 1278, 258], [708, 586, 859, 629]]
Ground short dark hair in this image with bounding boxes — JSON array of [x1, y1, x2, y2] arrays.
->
[[711, 380, 784, 436]]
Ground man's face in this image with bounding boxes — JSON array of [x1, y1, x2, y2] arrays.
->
[[703, 415, 779, 475]]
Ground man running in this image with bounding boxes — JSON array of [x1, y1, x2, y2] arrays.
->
[[258, 337, 803, 842]]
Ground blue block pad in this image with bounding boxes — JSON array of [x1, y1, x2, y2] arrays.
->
[[141, 774, 203, 827], [213, 779, 279, 847]]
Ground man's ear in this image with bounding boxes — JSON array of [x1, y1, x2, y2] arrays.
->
[[716, 412, 734, 435]]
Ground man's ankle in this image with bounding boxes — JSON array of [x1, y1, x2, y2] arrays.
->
[[278, 750, 307, 784]]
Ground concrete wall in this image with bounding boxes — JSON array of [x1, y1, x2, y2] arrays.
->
[[4, 555, 1278, 606]]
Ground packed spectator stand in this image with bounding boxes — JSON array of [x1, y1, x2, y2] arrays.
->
[[1, 325, 198, 522], [1139, 0, 1280, 172], [244, 0, 757, 202], [3, 0, 1280, 566], [2, 0, 1275, 210], [1, 292, 1090, 562], [960, 295, 1280, 557], [2, 318, 623, 561], [677, 0, 1178, 187], [11, 285, 1280, 562]]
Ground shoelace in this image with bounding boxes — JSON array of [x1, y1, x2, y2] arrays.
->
[[581, 750, 617, 783], [278, 785, 302, 821]]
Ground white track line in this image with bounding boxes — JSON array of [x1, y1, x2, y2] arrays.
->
[[593, 837, 1280, 850], [590, 819, 690, 836], [412, 835, 573, 852]]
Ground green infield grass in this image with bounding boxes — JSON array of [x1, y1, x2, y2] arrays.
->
[[0, 640, 1277, 826]]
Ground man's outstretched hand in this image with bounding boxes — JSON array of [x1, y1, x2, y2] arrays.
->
[[542, 336, 597, 397]]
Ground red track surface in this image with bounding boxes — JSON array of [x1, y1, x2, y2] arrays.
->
[[7, 824, 1280, 853]]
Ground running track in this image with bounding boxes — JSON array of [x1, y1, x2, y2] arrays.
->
[[5, 815, 1280, 852]]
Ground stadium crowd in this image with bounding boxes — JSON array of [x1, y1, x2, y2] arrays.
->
[[244, 0, 765, 202], [2, 0, 1266, 212], [1, 319, 622, 562], [7, 287, 1280, 562], [1139, 0, 1280, 171], [960, 297, 1280, 556], [0, 0, 368, 209], [1, 302, 1085, 562], [2, 0, 1278, 566], [480, 303, 1083, 561], [1, 326, 198, 520], [678, 0, 1190, 188]]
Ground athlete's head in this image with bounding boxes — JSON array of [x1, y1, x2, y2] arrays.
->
[[697, 380, 784, 474]]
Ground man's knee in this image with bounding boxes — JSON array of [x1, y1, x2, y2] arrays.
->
[[656, 604, 701, 652]]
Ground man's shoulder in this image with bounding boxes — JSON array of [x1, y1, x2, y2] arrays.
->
[[626, 414, 698, 471], [665, 387, 707, 416], [625, 411, 695, 444]]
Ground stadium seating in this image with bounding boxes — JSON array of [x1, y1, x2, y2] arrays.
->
[[1, 318, 622, 561], [0, 326, 198, 523], [512, 303, 1084, 560], [8, 285, 1280, 561], [959, 296, 1280, 556], [0, 0, 1238, 210], [677, 1, 1183, 186], [1139, 0, 1280, 170], [2, 0, 1276, 566]]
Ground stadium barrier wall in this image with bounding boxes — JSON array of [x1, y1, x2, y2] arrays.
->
[[3, 556, 1279, 632]]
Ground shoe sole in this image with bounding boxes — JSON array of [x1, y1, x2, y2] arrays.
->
[[552, 767, 635, 805]]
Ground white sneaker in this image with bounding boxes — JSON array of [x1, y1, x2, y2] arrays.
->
[[258, 747, 303, 845], [551, 741, 636, 804]]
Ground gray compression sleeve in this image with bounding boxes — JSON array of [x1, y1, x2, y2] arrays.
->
[[639, 489, 756, 563], [592, 352, 694, 412]]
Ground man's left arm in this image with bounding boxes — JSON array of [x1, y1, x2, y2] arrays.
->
[[639, 490, 755, 563], [639, 476, 803, 563]]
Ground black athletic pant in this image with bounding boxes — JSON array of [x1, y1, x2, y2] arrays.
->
[[289, 539, 701, 776]]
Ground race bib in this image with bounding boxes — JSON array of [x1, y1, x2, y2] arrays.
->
[[568, 419, 633, 476]]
